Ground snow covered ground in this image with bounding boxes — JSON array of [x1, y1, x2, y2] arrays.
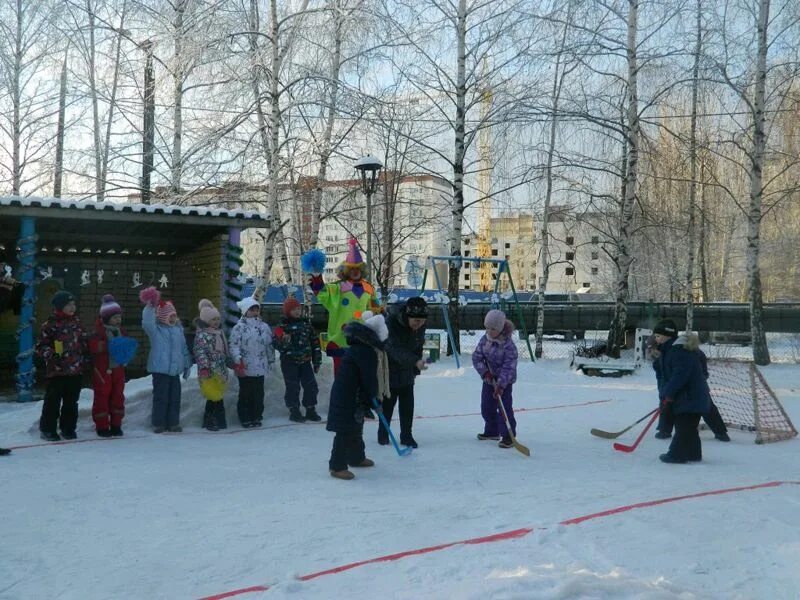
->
[[2, 358, 800, 600]]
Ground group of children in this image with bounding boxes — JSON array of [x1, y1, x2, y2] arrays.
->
[[34, 287, 323, 441]]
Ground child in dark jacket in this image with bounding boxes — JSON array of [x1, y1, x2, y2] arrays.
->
[[88, 294, 130, 437], [651, 320, 729, 442], [652, 321, 712, 464], [36, 290, 89, 441], [273, 297, 322, 423], [326, 312, 389, 480], [472, 309, 519, 449]]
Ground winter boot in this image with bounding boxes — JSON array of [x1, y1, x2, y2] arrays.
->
[[351, 458, 375, 468], [498, 436, 514, 449], [153, 426, 166, 434], [654, 430, 672, 440], [659, 453, 688, 464], [97, 429, 113, 438], [477, 433, 500, 441], [110, 426, 124, 437], [400, 435, 418, 449], [40, 431, 61, 442], [364, 407, 376, 420], [0, 448, 10, 456], [289, 407, 306, 423], [305, 407, 322, 422], [167, 425, 183, 433], [377, 431, 389, 445], [715, 432, 731, 442], [330, 469, 355, 480], [252, 420, 263, 428], [216, 403, 227, 430], [60, 431, 77, 440]]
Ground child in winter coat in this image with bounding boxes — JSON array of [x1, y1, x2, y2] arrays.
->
[[326, 312, 389, 480], [472, 309, 519, 449], [229, 295, 275, 428], [651, 320, 729, 442], [88, 294, 129, 437], [140, 287, 192, 433], [651, 321, 713, 463], [194, 299, 231, 431], [36, 290, 89, 441], [273, 297, 322, 423]]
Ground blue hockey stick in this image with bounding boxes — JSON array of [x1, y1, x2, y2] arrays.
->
[[372, 398, 412, 457]]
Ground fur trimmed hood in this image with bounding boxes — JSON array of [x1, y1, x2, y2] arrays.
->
[[344, 321, 385, 350], [673, 332, 700, 352]]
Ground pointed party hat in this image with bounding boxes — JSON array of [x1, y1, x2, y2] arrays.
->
[[343, 237, 365, 267]]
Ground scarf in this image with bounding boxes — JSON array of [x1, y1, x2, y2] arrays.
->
[[375, 348, 391, 401]]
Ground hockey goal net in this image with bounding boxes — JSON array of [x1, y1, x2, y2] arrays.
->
[[707, 359, 797, 444]]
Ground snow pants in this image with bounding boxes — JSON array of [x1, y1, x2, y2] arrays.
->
[[480, 382, 516, 438], [281, 359, 318, 409], [659, 400, 727, 437], [203, 399, 227, 430], [329, 425, 366, 472], [237, 375, 264, 425], [151, 373, 181, 428], [667, 413, 703, 462], [92, 366, 126, 430], [40, 375, 82, 435], [378, 385, 415, 442]]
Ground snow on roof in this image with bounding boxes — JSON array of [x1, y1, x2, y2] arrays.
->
[[0, 196, 269, 222]]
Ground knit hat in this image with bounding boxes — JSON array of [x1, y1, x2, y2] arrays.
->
[[52, 290, 75, 311], [653, 319, 678, 338], [99, 294, 122, 323], [283, 297, 301, 317], [484, 309, 506, 331], [405, 297, 428, 319], [237, 296, 260, 315], [198, 299, 220, 323], [361, 310, 388, 342], [156, 300, 177, 324]]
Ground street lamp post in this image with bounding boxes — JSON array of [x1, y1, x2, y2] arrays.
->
[[354, 155, 383, 278]]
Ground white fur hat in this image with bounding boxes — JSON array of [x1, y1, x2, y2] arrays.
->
[[361, 310, 388, 342], [237, 296, 260, 315]]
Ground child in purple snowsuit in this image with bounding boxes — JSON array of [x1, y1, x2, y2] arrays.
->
[[472, 309, 518, 449]]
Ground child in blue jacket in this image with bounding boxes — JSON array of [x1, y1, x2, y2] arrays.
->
[[140, 287, 192, 433]]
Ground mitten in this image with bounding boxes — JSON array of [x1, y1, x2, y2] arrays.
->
[[482, 371, 494, 384], [139, 286, 161, 307], [182, 367, 191, 380], [313, 365, 320, 374], [661, 396, 673, 408], [198, 368, 210, 379], [234, 361, 246, 376], [273, 326, 284, 338]]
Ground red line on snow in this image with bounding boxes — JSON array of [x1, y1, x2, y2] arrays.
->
[[200, 480, 800, 599], [415, 398, 611, 420], [198, 584, 271, 600], [298, 527, 534, 581]]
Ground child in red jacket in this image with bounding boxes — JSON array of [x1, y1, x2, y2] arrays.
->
[[88, 295, 129, 437]]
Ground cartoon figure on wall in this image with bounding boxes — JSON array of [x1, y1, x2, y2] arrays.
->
[[303, 238, 381, 375]]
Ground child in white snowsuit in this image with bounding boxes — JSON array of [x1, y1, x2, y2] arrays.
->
[[229, 296, 275, 427]]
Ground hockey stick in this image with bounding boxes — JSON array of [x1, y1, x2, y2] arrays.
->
[[483, 359, 531, 457], [372, 398, 412, 457], [613, 409, 661, 453], [591, 408, 659, 439]]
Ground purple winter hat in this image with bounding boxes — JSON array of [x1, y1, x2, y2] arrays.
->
[[484, 309, 506, 331]]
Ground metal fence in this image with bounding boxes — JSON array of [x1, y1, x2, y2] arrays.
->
[[426, 329, 800, 364]]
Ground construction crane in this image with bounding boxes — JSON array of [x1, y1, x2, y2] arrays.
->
[[476, 63, 493, 291]]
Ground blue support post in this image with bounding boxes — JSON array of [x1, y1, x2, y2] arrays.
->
[[16, 217, 37, 402], [429, 256, 460, 368]]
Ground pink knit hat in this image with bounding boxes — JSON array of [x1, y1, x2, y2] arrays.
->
[[484, 309, 506, 332], [156, 300, 177, 324], [99, 294, 122, 323], [198, 299, 220, 323]]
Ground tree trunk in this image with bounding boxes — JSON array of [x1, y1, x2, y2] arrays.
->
[[142, 41, 155, 204], [747, 0, 771, 365], [698, 164, 709, 301], [11, 0, 22, 195], [446, 0, 468, 355], [607, 0, 639, 358], [171, 0, 186, 197], [87, 0, 103, 200], [53, 49, 68, 198], [685, 0, 701, 331], [535, 26, 567, 359], [101, 1, 127, 200]]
